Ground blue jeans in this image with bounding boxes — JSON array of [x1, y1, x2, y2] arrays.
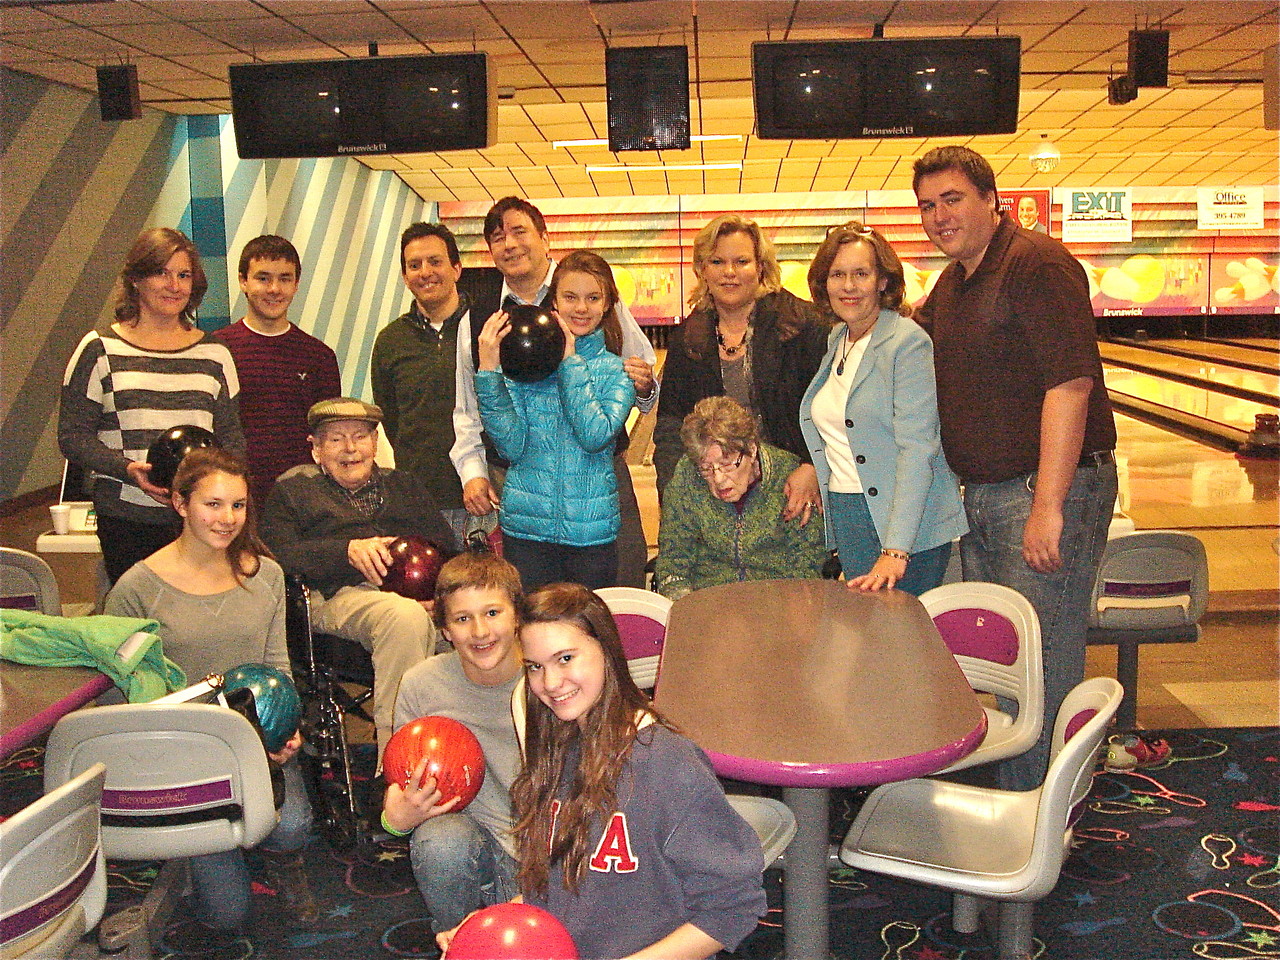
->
[[411, 813, 518, 934], [960, 461, 1118, 791], [189, 758, 313, 931], [826, 493, 951, 597]]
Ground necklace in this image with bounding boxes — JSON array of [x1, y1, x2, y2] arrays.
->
[[716, 321, 750, 357], [836, 319, 875, 376]]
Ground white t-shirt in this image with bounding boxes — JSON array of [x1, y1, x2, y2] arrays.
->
[[810, 331, 871, 493]]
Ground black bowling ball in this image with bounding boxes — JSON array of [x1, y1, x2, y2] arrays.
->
[[147, 425, 218, 490], [500, 303, 565, 383]]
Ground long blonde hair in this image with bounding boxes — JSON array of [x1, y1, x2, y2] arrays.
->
[[687, 214, 783, 313]]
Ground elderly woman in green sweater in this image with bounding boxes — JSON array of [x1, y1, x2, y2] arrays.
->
[[655, 396, 827, 599]]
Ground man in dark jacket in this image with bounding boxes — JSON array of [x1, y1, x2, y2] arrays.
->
[[261, 397, 455, 756]]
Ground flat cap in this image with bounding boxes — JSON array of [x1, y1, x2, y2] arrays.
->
[[307, 397, 383, 430]]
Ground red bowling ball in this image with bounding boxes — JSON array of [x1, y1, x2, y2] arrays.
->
[[380, 535, 448, 601], [500, 303, 565, 383], [383, 715, 485, 811], [446, 903, 578, 960]]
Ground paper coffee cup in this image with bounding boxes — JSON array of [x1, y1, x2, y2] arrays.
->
[[50, 503, 72, 535]]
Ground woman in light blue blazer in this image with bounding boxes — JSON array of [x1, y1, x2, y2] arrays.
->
[[799, 222, 966, 595]]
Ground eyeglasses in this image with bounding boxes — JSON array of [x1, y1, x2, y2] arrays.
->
[[826, 221, 876, 238], [696, 450, 746, 479]]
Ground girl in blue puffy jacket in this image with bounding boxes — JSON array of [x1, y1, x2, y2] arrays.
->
[[475, 250, 635, 590]]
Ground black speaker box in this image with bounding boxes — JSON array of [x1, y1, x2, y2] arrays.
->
[[1128, 30, 1169, 88], [97, 64, 141, 121], [1108, 74, 1138, 105], [606, 45, 690, 152]]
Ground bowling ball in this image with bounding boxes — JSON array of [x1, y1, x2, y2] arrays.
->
[[381, 535, 449, 601], [500, 303, 564, 383], [383, 715, 485, 811], [147, 424, 218, 490], [446, 902, 578, 960], [221, 663, 302, 754]]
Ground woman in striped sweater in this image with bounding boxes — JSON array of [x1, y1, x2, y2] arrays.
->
[[59, 227, 245, 583]]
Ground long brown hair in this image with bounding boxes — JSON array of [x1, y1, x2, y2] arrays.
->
[[114, 227, 208, 327], [807, 221, 911, 319], [548, 250, 623, 356], [171, 447, 270, 585], [511, 583, 669, 898]]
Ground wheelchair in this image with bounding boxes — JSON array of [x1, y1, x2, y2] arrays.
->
[[284, 574, 378, 851]]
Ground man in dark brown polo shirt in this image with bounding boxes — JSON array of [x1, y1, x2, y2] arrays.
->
[[913, 145, 1118, 791]]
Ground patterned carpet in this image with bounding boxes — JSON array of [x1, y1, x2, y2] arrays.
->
[[3, 727, 1277, 959]]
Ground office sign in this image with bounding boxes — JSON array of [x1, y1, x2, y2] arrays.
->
[[1197, 188, 1265, 230]]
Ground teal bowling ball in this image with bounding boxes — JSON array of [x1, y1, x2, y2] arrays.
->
[[222, 663, 302, 754]]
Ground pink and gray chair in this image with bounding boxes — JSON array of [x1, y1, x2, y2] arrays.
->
[[919, 582, 1044, 774]]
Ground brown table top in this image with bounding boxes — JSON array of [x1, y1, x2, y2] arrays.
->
[[1, 661, 113, 756], [653, 579, 986, 787]]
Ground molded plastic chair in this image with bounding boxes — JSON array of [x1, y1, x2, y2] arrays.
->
[[595, 586, 671, 690], [919, 582, 1044, 774], [1, 546, 61, 615], [0, 763, 107, 959], [1087, 531, 1209, 729], [43, 701, 279, 958], [726, 794, 796, 869], [840, 677, 1122, 960]]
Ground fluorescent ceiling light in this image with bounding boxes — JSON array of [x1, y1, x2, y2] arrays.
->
[[586, 162, 743, 173], [554, 134, 742, 148]]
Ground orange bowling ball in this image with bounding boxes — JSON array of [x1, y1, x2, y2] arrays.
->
[[383, 716, 484, 811]]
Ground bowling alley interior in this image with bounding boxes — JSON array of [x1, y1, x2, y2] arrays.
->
[[2, 2, 1278, 959]]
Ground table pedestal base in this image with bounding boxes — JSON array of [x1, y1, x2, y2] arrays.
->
[[782, 786, 831, 960]]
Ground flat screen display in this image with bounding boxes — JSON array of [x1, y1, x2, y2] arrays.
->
[[229, 53, 493, 159], [753, 37, 1021, 140]]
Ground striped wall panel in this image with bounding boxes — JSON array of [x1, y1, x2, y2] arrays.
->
[[1, 68, 186, 501]]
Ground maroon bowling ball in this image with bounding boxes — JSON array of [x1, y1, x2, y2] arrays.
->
[[500, 303, 565, 383], [147, 425, 218, 490], [381, 536, 449, 601]]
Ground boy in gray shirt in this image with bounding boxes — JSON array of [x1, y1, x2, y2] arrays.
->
[[380, 552, 523, 934]]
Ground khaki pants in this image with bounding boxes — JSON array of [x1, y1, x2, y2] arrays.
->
[[311, 583, 439, 756]]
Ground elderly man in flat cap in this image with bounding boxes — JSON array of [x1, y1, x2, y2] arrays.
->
[[262, 397, 455, 756]]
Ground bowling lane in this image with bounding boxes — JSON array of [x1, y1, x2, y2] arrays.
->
[[1114, 412, 1279, 530], [1103, 365, 1273, 435], [1119, 338, 1280, 371], [1101, 343, 1278, 401]]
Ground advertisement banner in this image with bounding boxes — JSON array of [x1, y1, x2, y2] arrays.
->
[[1061, 188, 1133, 243], [1000, 189, 1052, 235], [1197, 188, 1265, 230]]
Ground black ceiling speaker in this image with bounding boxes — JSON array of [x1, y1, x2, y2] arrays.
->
[[1108, 74, 1138, 105], [97, 64, 140, 121], [1129, 29, 1169, 87], [606, 45, 691, 152]]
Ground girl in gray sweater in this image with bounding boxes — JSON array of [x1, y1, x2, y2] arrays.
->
[[105, 447, 317, 931]]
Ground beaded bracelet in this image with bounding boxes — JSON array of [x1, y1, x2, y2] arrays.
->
[[880, 548, 910, 562]]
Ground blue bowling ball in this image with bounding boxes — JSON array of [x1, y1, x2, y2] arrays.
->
[[222, 663, 302, 754]]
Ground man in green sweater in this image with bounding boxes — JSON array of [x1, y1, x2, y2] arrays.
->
[[371, 223, 472, 549]]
